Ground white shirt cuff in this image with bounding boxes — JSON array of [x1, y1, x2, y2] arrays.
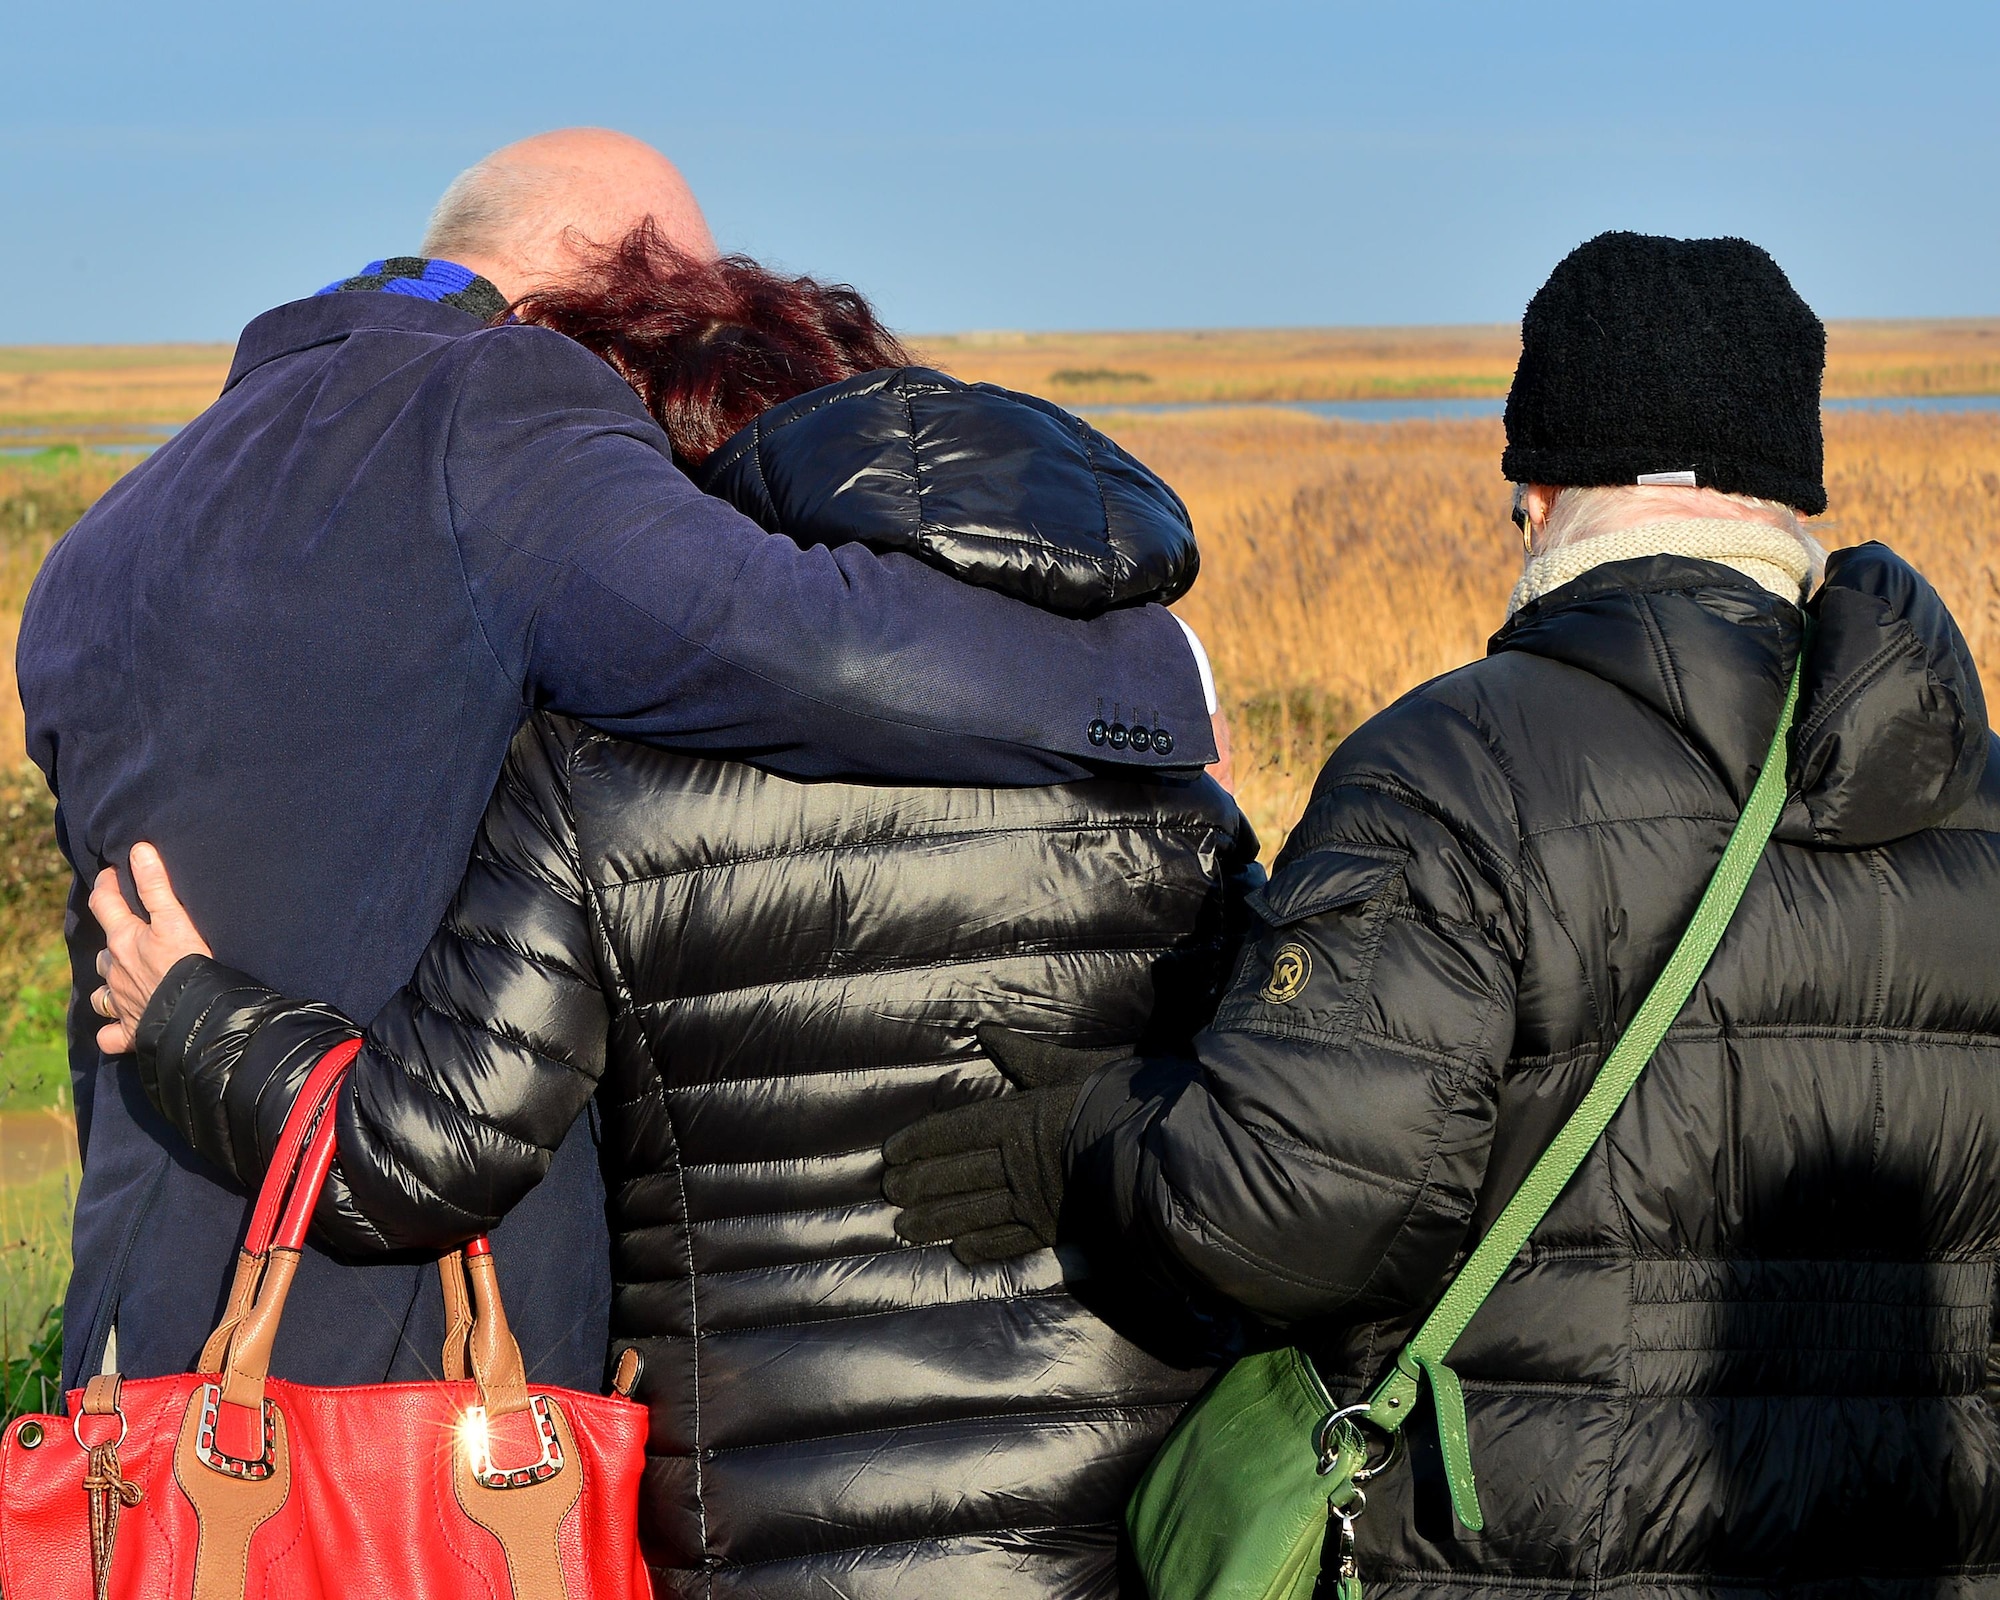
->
[[1171, 614, 1219, 716]]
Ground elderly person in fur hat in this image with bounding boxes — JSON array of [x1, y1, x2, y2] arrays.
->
[[885, 232, 2000, 1593]]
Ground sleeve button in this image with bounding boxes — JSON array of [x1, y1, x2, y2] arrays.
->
[[1087, 719, 1109, 746], [1153, 728, 1174, 756], [1107, 723, 1129, 750], [1130, 725, 1152, 751]]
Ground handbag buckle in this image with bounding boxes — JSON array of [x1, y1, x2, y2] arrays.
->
[[192, 1384, 279, 1481], [1316, 1402, 1405, 1483], [460, 1395, 566, 1490]]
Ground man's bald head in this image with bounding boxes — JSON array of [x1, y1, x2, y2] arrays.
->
[[421, 128, 716, 303]]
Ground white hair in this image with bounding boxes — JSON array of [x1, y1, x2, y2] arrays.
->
[[420, 155, 544, 262], [1538, 484, 1826, 584]]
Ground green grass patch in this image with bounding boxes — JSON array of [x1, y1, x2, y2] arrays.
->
[[1, 1157, 74, 1420], [2, 1308, 61, 1424], [1, 1029, 69, 1112], [21, 443, 80, 469], [0, 777, 72, 1114], [1050, 367, 1155, 386], [0, 461, 90, 1411]]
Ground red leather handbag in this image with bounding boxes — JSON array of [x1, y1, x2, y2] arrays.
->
[[0, 1044, 652, 1600]]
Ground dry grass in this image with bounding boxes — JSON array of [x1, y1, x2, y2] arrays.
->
[[1821, 323, 2000, 400], [1094, 407, 2000, 855], [6, 323, 1991, 438], [0, 345, 231, 436], [0, 456, 132, 751], [918, 320, 2000, 408], [918, 326, 1522, 407], [1818, 411, 2000, 671]]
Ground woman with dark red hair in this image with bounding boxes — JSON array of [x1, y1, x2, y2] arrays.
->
[[103, 225, 1253, 1598]]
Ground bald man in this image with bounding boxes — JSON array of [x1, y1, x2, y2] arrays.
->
[[19, 128, 1217, 1394], [424, 126, 720, 291]]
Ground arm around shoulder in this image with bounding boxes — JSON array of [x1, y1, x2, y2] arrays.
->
[[1065, 688, 1525, 1325], [135, 718, 614, 1255], [441, 325, 1216, 785]]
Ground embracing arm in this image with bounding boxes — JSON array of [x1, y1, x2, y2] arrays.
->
[[1061, 694, 1525, 1325], [446, 326, 1216, 785], [121, 719, 610, 1255]]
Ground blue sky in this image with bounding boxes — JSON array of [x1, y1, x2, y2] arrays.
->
[[5, 1, 1996, 343]]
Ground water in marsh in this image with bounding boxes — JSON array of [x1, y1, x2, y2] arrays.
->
[[0, 423, 181, 458]]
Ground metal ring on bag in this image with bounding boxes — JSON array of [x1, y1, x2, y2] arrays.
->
[[73, 1406, 128, 1453], [1315, 1402, 1406, 1482]]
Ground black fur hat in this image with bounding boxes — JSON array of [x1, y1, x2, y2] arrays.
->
[[1503, 232, 1827, 515]]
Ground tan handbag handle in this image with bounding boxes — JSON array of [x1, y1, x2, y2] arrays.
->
[[202, 1045, 536, 1453], [197, 1248, 265, 1374], [450, 1240, 531, 1418], [440, 1250, 476, 1383]]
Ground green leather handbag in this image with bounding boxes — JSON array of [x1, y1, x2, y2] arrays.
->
[[1127, 657, 1801, 1600]]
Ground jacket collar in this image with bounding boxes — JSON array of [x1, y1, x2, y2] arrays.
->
[[1489, 547, 1989, 844], [224, 292, 491, 394], [1491, 555, 1803, 807]]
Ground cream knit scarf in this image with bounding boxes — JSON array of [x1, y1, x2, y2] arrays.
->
[[1507, 518, 1814, 617]]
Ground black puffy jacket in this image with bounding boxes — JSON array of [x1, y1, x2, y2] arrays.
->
[[1070, 544, 2000, 1595], [139, 370, 1256, 1600]]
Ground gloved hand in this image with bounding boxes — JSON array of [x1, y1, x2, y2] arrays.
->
[[882, 1024, 1136, 1264]]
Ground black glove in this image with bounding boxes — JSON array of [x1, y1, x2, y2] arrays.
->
[[882, 1024, 1136, 1265]]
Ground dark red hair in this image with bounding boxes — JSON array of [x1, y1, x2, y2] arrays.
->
[[511, 220, 914, 466]]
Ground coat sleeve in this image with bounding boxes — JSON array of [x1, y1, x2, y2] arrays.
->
[[440, 325, 1216, 784], [134, 718, 610, 1256], [1064, 690, 1524, 1326]]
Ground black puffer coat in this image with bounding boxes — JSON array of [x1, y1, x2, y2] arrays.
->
[[139, 371, 1256, 1599], [1069, 545, 2000, 1594]]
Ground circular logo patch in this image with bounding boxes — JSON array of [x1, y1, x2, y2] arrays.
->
[[1258, 942, 1313, 1004]]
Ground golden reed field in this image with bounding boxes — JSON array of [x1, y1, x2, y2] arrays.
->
[[924, 320, 2000, 406], [5, 318, 1998, 425], [0, 329, 1997, 1384]]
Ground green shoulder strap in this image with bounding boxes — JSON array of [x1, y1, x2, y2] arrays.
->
[[1353, 653, 1803, 1533]]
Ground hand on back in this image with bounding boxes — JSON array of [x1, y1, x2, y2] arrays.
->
[[88, 842, 211, 1054]]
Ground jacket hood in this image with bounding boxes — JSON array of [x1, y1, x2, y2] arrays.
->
[[695, 367, 1199, 617], [1787, 542, 1989, 844], [1491, 541, 1988, 846]]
